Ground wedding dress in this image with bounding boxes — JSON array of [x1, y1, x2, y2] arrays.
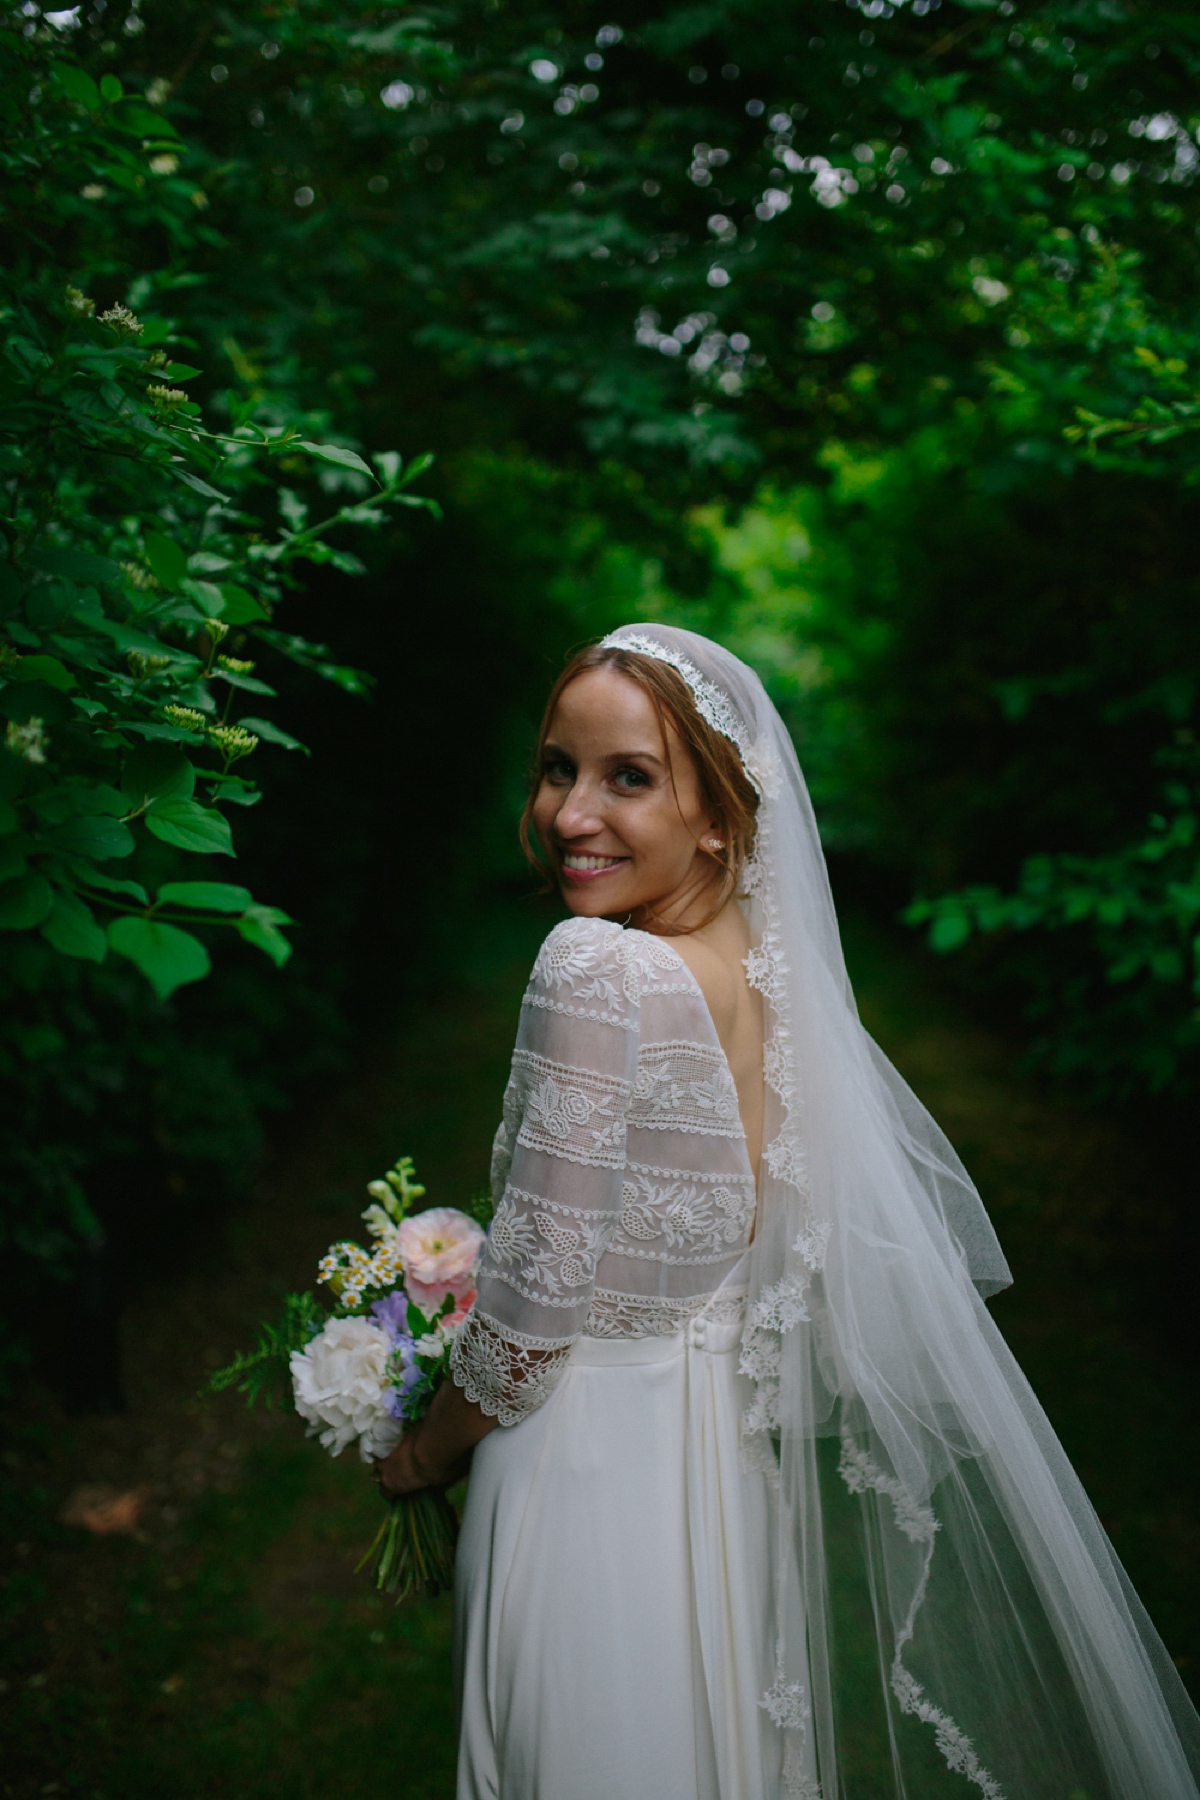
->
[[449, 624, 1200, 1800]]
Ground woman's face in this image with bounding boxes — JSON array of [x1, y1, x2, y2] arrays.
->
[[531, 667, 720, 927]]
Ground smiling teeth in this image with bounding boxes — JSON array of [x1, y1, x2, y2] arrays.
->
[[563, 854, 624, 871]]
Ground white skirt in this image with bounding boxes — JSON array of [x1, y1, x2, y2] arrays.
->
[[454, 1302, 785, 1800]]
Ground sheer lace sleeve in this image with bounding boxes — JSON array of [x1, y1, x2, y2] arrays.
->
[[449, 916, 640, 1425]]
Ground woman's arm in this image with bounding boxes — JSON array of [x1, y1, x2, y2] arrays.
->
[[380, 917, 640, 1492], [375, 1379, 497, 1497]]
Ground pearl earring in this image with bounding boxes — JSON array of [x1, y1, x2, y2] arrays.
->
[[706, 837, 725, 852]]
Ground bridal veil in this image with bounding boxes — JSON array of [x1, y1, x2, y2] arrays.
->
[[598, 623, 1200, 1800]]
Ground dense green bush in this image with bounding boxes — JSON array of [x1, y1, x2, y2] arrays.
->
[[0, 22, 434, 1330]]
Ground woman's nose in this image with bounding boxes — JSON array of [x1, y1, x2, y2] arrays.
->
[[554, 780, 603, 840]]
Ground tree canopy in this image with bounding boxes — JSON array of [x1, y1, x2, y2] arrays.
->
[[3, 0, 1199, 1346]]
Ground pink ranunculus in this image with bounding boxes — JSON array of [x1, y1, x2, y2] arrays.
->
[[398, 1207, 485, 1305], [442, 1287, 477, 1332]]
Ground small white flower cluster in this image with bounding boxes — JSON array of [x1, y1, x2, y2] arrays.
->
[[316, 1238, 392, 1310], [317, 1236, 404, 1307]]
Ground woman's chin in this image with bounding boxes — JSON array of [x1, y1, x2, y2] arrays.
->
[[559, 879, 634, 917]]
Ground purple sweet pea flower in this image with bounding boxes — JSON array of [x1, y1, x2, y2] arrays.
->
[[371, 1290, 413, 1345]]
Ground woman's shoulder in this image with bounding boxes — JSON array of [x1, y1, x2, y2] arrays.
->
[[531, 913, 623, 974], [524, 918, 689, 1025], [524, 915, 634, 1021]]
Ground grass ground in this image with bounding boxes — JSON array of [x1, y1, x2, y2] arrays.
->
[[2, 908, 1196, 1798]]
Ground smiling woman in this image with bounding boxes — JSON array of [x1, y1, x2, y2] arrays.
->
[[376, 623, 1200, 1800], [521, 642, 760, 933]]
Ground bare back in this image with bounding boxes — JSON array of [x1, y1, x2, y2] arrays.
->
[[670, 901, 765, 1182]]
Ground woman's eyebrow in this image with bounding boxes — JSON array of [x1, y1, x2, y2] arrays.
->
[[603, 749, 665, 768]]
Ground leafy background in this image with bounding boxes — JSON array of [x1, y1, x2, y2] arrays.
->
[[2, 0, 1198, 1790]]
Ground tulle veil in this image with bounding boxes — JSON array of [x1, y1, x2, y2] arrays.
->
[[600, 623, 1200, 1800]]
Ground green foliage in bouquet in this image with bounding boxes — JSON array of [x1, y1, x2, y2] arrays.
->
[[199, 1289, 327, 1410]]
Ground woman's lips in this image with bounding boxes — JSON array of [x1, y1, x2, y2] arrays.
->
[[559, 852, 629, 884]]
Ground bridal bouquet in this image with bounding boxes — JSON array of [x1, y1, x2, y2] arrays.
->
[[205, 1157, 488, 1598]]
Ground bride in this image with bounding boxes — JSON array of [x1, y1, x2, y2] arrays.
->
[[378, 624, 1200, 1800]]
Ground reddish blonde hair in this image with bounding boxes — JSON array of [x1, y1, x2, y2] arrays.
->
[[519, 642, 759, 932]]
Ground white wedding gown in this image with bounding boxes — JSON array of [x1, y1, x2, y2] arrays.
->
[[450, 915, 793, 1799]]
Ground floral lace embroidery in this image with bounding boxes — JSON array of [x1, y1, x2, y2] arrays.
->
[[585, 1285, 746, 1339], [510, 1049, 631, 1168], [837, 1435, 1006, 1800], [629, 1041, 743, 1137], [530, 917, 639, 1011], [783, 1760, 821, 1800], [739, 1427, 781, 1487], [739, 1326, 781, 1432], [448, 1309, 575, 1426], [483, 1187, 614, 1306], [760, 1670, 811, 1732], [741, 809, 826, 1452], [750, 1272, 812, 1332], [614, 1163, 756, 1264]]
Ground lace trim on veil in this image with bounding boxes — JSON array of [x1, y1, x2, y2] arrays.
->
[[838, 1434, 1006, 1800]]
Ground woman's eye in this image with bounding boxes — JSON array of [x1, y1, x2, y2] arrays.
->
[[612, 766, 649, 790], [542, 757, 573, 783]]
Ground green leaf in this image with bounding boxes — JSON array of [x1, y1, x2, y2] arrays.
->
[[52, 63, 101, 112], [218, 585, 268, 624], [929, 910, 973, 954], [69, 863, 148, 904], [399, 450, 435, 486], [214, 669, 276, 695], [108, 916, 211, 997], [0, 681, 73, 726], [162, 364, 203, 381], [238, 716, 308, 753], [0, 873, 54, 931], [41, 889, 107, 962], [297, 440, 376, 481], [145, 798, 234, 856], [180, 577, 225, 618], [210, 781, 263, 808], [99, 73, 124, 103], [25, 546, 122, 585], [46, 815, 136, 861], [112, 103, 172, 137], [122, 743, 195, 806], [26, 580, 82, 631], [0, 839, 27, 882], [172, 469, 230, 503], [143, 531, 188, 590], [157, 881, 253, 913], [11, 655, 76, 692], [0, 562, 24, 608], [237, 904, 293, 966]]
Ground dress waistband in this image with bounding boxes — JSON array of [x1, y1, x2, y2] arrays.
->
[[572, 1289, 746, 1366]]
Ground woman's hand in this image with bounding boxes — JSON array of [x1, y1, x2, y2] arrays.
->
[[375, 1428, 437, 1499], [374, 1378, 499, 1499]]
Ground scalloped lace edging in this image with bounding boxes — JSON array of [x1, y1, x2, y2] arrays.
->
[[837, 1434, 1007, 1800]]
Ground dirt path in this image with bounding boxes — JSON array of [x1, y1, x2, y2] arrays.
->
[[2, 912, 1195, 1798]]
